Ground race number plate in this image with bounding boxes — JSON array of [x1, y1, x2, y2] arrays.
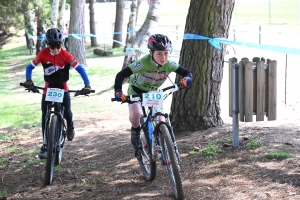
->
[[142, 91, 163, 108], [45, 88, 64, 103]]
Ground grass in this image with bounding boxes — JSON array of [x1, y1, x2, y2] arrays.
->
[[202, 141, 222, 156], [5, 146, 23, 153], [0, 159, 6, 170], [264, 150, 290, 160], [88, 174, 107, 185], [0, 36, 124, 128], [246, 140, 261, 150], [0, 187, 7, 198], [232, 0, 300, 26]]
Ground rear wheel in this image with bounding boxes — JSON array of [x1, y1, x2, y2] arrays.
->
[[159, 124, 184, 200], [138, 118, 156, 181], [29, 39, 34, 55], [45, 115, 58, 185]]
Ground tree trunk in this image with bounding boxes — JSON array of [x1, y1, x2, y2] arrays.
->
[[35, 3, 44, 54], [58, 0, 67, 31], [122, 0, 160, 70], [22, 0, 30, 48], [123, 0, 141, 52], [113, 0, 124, 48], [50, 0, 59, 28], [89, 0, 97, 47], [170, 0, 235, 131], [70, 0, 87, 65]]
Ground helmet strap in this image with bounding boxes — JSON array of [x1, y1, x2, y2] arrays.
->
[[150, 50, 162, 67]]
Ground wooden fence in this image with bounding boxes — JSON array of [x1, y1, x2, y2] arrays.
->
[[229, 57, 277, 122]]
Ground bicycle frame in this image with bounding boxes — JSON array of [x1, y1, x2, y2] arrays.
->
[[140, 105, 181, 164]]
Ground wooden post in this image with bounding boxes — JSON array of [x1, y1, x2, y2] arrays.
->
[[244, 61, 253, 122], [256, 61, 265, 121], [238, 61, 244, 121], [268, 60, 277, 120], [252, 57, 260, 115], [239, 58, 248, 122]]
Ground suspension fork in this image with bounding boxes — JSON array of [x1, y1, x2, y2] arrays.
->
[[155, 121, 181, 163], [43, 104, 52, 145]]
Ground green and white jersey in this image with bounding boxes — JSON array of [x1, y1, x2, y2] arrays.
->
[[128, 54, 180, 95]]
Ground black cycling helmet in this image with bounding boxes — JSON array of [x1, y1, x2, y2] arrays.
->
[[45, 28, 63, 45], [147, 34, 173, 51]]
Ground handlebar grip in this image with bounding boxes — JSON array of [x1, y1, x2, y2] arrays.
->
[[90, 90, 95, 93], [111, 98, 117, 101], [20, 83, 25, 86]]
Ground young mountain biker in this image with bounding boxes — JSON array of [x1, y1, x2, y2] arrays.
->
[[23, 28, 92, 159], [114, 33, 193, 157]]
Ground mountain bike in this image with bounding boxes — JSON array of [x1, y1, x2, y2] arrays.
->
[[20, 83, 95, 185], [37, 34, 47, 52], [111, 84, 184, 200], [28, 35, 35, 55]]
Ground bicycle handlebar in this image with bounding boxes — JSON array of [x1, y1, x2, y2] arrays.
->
[[111, 84, 183, 102], [20, 83, 95, 96]]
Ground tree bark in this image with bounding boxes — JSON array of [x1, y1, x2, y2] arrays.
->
[[113, 0, 124, 48], [50, 0, 59, 28], [122, 0, 160, 70], [89, 0, 98, 47], [58, 0, 67, 31], [170, 0, 235, 131], [22, 0, 30, 48], [35, 3, 44, 54], [70, 0, 87, 65]]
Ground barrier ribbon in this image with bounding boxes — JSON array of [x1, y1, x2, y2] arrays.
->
[[183, 33, 300, 55]]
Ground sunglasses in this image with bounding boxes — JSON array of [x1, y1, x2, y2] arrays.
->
[[49, 44, 62, 50]]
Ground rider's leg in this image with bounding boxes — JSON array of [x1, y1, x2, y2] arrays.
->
[[129, 103, 142, 150], [41, 95, 47, 139], [62, 92, 74, 141], [129, 102, 142, 128], [39, 95, 47, 159]]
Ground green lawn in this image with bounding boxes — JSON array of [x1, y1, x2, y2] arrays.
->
[[0, 37, 124, 129]]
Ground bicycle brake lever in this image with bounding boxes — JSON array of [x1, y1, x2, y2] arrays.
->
[[169, 84, 179, 93]]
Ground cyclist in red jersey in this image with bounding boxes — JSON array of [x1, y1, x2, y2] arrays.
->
[[23, 28, 92, 159]]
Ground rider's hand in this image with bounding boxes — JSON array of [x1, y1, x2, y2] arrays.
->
[[82, 84, 91, 95], [24, 79, 34, 89], [115, 89, 127, 102], [180, 77, 192, 88]]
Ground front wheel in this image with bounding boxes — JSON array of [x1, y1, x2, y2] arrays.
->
[[45, 115, 58, 185], [29, 39, 34, 55], [158, 124, 184, 200], [55, 124, 66, 166], [137, 118, 156, 181]]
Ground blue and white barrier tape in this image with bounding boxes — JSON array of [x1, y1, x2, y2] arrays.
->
[[183, 33, 300, 55]]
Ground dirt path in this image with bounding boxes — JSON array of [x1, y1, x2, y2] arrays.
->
[[2, 89, 300, 199], [1, 36, 300, 200]]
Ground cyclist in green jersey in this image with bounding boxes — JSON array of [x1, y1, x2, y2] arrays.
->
[[114, 34, 193, 156]]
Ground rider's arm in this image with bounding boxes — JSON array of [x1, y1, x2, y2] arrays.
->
[[114, 67, 133, 90], [175, 66, 193, 79], [75, 64, 90, 85], [25, 63, 35, 79]]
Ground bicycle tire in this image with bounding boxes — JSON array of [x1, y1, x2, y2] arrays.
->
[[158, 124, 184, 200], [45, 115, 58, 185], [55, 120, 66, 166], [138, 118, 156, 181]]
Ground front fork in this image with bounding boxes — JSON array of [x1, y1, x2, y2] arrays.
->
[[43, 103, 66, 150], [153, 114, 181, 165]]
